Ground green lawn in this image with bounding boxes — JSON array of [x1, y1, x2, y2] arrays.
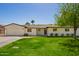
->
[[0, 36, 79, 56]]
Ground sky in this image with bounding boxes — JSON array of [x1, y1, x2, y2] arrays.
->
[[0, 3, 59, 25]]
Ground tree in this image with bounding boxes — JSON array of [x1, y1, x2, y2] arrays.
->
[[56, 3, 79, 39], [31, 20, 35, 24], [25, 22, 30, 25]]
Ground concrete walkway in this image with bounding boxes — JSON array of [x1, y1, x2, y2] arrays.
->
[[0, 36, 31, 47]]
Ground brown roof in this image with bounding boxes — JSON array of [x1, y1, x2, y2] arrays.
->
[[4, 23, 74, 28], [46, 26, 73, 28]]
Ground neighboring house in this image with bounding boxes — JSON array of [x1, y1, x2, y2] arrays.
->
[[0, 25, 5, 36], [0, 23, 79, 36]]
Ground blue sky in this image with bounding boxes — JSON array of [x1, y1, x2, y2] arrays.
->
[[0, 3, 59, 25]]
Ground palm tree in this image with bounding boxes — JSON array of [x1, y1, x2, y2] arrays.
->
[[31, 20, 35, 24]]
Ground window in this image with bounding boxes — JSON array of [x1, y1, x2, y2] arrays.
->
[[65, 28, 69, 32], [53, 28, 57, 31], [38, 29, 41, 31], [27, 28, 32, 32]]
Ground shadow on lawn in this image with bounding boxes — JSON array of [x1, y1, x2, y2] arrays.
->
[[59, 38, 79, 53]]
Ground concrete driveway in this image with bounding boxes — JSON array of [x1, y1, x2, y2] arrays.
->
[[0, 36, 30, 47]]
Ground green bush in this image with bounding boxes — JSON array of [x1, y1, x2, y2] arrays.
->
[[50, 33, 53, 36], [24, 33, 28, 36], [66, 34, 69, 36], [61, 34, 64, 37], [55, 33, 58, 36]]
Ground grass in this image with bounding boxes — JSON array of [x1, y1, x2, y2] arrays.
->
[[0, 36, 79, 56]]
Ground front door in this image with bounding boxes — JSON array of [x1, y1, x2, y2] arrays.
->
[[37, 28, 45, 36], [44, 29, 47, 35]]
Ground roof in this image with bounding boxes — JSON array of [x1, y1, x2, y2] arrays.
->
[[5, 23, 25, 27], [25, 24, 73, 28], [47, 26, 73, 28], [4, 23, 74, 28], [0, 25, 4, 28], [25, 25, 48, 28]]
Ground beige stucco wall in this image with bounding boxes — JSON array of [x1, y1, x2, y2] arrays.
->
[[25, 28, 37, 35], [36, 28, 44, 35], [5, 24, 25, 36], [47, 28, 74, 36], [76, 28, 79, 36]]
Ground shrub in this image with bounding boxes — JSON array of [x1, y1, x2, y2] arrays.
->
[[61, 34, 64, 37], [66, 34, 69, 36], [50, 33, 53, 36], [24, 33, 28, 36], [55, 33, 58, 36], [71, 34, 74, 37]]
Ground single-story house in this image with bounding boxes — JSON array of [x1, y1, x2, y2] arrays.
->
[[0, 23, 79, 36]]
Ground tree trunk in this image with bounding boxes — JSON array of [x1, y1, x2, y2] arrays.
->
[[73, 27, 77, 39], [73, 3, 77, 40]]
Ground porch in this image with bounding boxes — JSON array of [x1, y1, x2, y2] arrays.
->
[[36, 28, 47, 36]]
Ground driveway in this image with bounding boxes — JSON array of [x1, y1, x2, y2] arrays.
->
[[0, 36, 31, 47]]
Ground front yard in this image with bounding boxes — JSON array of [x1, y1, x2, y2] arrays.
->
[[0, 36, 79, 56]]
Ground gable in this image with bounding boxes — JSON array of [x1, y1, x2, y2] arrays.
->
[[5, 23, 24, 28]]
